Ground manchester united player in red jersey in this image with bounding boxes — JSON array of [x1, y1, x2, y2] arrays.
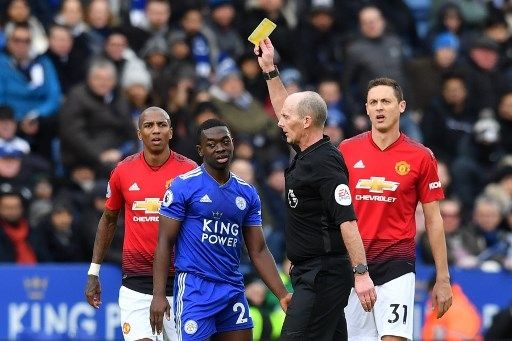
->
[[85, 107, 197, 341], [339, 78, 452, 340]]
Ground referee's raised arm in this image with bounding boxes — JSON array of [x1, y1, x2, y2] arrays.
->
[[255, 38, 287, 121]]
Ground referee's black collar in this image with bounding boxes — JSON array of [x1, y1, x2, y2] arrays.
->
[[296, 135, 331, 160]]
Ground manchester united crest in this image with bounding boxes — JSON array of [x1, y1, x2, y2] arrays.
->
[[122, 322, 131, 334], [395, 161, 410, 176]]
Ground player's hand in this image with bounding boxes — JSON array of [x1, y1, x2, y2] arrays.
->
[[255, 38, 275, 73], [85, 275, 102, 309], [354, 273, 377, 312], [431, 278, 452, 318], [279, 292, 293, 312], [150, 295, 170, 335]]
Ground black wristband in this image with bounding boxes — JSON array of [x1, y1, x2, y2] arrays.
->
[[263, 66, 279, 80]]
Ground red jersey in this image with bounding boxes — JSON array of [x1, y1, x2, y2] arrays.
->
[[339, 132, 444, 283], [106, 151, 197, 283]]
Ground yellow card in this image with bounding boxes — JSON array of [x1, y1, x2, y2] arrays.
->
[[247, 18, 277, 45]]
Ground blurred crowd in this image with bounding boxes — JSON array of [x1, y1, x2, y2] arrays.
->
[[0, 0, 512, 338]]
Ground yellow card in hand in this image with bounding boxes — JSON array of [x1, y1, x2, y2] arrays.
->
[[248, 18, 277, 45]]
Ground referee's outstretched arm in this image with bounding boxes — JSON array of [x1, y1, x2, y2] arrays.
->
[[341, 220, 377, 312]]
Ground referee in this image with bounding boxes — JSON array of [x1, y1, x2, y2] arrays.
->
[[255, 38, 377, 340]]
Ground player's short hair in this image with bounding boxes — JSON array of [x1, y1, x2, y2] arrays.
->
[[296, 91, 327, 128], [138, 106, 171, 128], [367, 77, 404, 102], [196, 119, 230, 141]]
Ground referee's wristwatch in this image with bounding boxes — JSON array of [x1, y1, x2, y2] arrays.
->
[[353, 264, 369, 275], [262, 66, 279, 80]]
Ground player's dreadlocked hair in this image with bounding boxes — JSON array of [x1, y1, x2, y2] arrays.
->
[[196, 119, 231, 141]]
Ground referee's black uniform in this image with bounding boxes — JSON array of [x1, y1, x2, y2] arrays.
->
[[281, 135, 356, 341]]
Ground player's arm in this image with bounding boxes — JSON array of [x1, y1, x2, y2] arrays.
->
[[85, 208, 120, 309], [243, 226, 292, 311], [150, 215, 181, 335], [340, 220, 377, 312], [256, 38, 287, 120], [423, 200, 452, 318]]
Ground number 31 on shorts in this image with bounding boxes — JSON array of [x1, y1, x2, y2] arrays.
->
[[388, 304, 408, 324]]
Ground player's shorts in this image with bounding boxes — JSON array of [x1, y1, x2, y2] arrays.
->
[[174, 272, 253, 341], [119, 286, 177, 341], [345, 272, 415, 340]]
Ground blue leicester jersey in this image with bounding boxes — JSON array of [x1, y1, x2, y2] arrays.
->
[[159, 165, 262, 287]]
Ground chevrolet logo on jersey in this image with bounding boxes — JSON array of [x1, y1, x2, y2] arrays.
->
[[356, 177, 399, 193], [132, 198, 162, 214]]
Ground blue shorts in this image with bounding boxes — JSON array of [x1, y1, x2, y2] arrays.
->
[[174, 272, 253, 340]]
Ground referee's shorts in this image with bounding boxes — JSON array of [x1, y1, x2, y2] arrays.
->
[[280, 254, 353, 341]]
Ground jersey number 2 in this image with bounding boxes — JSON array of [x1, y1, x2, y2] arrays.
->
[[233, 302, 248, 324], [388, 304, 408, 324]]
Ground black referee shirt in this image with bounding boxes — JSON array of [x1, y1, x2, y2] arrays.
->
[[284, 136, 357, 264]]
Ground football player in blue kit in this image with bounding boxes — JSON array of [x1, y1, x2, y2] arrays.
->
[[150, 119, 292, 340]]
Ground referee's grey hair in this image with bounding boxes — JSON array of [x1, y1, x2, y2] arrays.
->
[[296, 91, 327, 128]]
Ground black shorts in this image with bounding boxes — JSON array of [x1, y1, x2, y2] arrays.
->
[[280, 255, 353, 341]]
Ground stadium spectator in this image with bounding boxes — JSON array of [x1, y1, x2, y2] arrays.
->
[[4, 0, 48, 55], [425, 2, 474, 54], [464, 35, 509, 113], [497, 90, 512, 152], [124, 0, 173, 54], [279, 67, 303, 95], [296, 0, 345, 85], [238, 52, 269, 104], [207, 0, 244, 60], [59, 58, 137, 176], [53, 0, 90, 57], [406, 32, 464, 114], [317, 77, 350, 144], [140, 36, 169, 80], [342, 5, 410, 127], [45, 24, 87, 94], [451, 111, 504, 213], [0, 106, 30, 155], [166, 7, 219, 82], [470, 195, 508, 269], [27, 176, 53, 227], [422, 73, 477, 163], [419, 198, 481, 268], [32, 202, 89, 262], [0, 186, 36, 263], [210, 57, 279, 143], [84, 0, 115, 55], [81, 180, 123, 265], [242, 0, 297, 67], [101, 29, 150, 88], [0, 22, 61, 159]]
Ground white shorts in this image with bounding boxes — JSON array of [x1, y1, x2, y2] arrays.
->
[[119, 286, 177, 341], [345, 273, 415, 340]]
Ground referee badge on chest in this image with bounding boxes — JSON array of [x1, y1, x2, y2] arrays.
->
[[288, 189, 298, 208]]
